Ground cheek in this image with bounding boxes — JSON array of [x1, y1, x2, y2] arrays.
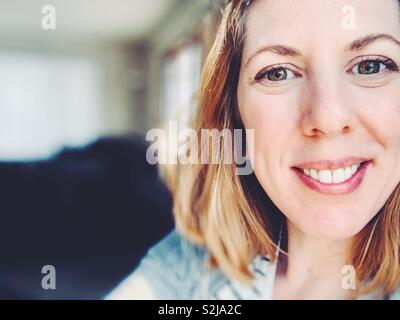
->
[[239, 91, 298, 165], [356, 87, 400, 152], [365, 89, 400, 191], [381, 94, 400, 144]]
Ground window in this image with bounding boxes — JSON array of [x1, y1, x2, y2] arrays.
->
[[0, 52, 102, 161], [159, 40, 202, 130]]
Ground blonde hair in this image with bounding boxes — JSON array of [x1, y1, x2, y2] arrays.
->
[[168, 0, 400, 297]]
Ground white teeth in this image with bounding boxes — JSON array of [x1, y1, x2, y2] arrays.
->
[[301, 163, 362, 184], [310, 169, 318, 180], [318, 170, 332, 183], [332, 168, 345, 184], [344, 166, 352, 180]]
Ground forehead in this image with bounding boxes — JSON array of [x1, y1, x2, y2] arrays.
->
[[243, 0, 400, 56]]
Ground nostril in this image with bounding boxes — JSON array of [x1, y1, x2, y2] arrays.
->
[[343, 125, 351, 133]]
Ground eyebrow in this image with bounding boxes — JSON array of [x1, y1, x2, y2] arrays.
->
[[245, 45, 301, 68], [245, 33, 400, 68], [346, 33, 400, 51]]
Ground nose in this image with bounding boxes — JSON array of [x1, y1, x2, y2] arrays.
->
[[300, 75, 356, 138]]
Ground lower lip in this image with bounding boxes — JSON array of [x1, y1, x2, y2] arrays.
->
[[292, 161, 371, 195]]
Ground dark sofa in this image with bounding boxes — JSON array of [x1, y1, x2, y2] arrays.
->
[[0, 134, 174, 299]]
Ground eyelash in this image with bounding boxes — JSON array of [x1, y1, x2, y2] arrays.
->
[[254, 63, 299, 82], [254, 56, 399, 84], [346, 56, 399, 75]]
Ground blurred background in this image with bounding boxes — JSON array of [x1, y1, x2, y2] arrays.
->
[[0, 0, 223, 299]]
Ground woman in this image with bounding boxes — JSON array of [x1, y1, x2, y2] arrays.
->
[[108, 0, 400, 299]]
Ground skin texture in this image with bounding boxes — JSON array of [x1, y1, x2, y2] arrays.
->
[[237, 0, 400, 298]]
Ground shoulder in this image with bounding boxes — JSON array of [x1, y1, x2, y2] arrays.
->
[[388, 287, 400, 300], [142, 229, 207, 275], [106, 230, 228, 299], [147, 229, 204, 261]]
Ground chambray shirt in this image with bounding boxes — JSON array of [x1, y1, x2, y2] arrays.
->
[[107, 230, 400, 300]]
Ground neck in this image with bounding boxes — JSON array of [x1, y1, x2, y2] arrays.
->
[[274, 221, 353, 299]]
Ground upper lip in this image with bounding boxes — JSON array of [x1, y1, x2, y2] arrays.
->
[[292, 157, 370, 171]]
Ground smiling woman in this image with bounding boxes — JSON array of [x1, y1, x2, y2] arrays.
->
[[107, 0, 400, 300]]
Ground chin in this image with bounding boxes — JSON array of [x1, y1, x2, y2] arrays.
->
[[294, 210, 372, 240]]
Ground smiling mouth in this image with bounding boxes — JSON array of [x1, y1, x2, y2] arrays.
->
[[291, 159, 372, 195], [292, 161, 369, 184]]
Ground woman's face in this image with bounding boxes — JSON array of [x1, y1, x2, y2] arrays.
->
[[237, 0, 400, 239]]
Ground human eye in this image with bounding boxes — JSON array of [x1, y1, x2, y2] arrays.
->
[[254, 64, 301, 86], [347, 55, 399, 77]]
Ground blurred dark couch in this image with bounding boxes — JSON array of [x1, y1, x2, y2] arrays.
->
[[0, 134, 174, 299]]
